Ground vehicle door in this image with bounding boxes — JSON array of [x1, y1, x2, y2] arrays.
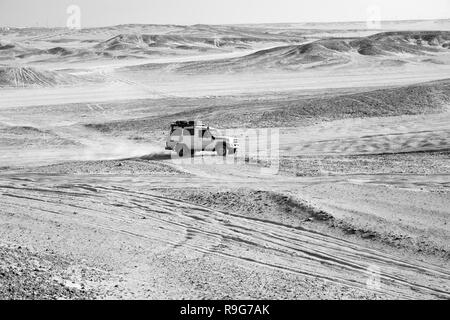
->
[[182, 128, 195, 150], [193, 127, 203, 151], [168, 128, 183, 146], [201, 128, 215, 151]]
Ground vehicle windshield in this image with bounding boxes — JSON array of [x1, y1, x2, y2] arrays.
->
[[209, 128, 222, 138]]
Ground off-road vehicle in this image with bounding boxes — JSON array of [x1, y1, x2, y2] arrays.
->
[[165, 121, 239, 157]]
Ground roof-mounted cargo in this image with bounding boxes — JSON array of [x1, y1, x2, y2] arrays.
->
[[170, 120, 196, 128], [169, 120, 208, 133]]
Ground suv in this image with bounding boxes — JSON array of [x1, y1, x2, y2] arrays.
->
[[165, 121, 238, 157]]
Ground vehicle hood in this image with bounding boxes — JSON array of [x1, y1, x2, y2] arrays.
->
[[215, 135, 236, 141]]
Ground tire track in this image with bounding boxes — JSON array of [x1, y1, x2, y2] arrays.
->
[[1, 177, 448, 299]]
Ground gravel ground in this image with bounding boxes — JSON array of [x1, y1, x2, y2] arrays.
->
[[0, 243, 95, 300], [277, 151, 450, 177], [20, 159, 189, 175]]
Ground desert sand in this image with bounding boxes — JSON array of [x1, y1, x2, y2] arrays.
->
[[0, 20, 449, 299]]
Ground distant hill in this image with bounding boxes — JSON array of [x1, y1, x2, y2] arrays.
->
[[96, 32, 306, 52], [85, 78, 450, 132], [125, 31, 450, 73]]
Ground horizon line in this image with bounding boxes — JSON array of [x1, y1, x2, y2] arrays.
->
[[1, 17, 449, 29]]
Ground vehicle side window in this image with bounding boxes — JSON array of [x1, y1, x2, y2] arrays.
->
[[182, 129, 194, 136], [171, 128, 182, 137], [203, 130, 212, 139]]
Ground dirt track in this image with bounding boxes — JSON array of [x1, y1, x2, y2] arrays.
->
[[1, 110, 449, 298], [0, 166, 449, 299], [1, 102, 449, 299]]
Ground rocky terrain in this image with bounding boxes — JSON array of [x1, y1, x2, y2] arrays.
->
[[0, 243, 95, 300]]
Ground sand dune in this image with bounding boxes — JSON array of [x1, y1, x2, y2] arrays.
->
[[125, 31, 450, 73], [0, 124, 79, 148], [97, 33, 295, 51], [83, 78, 450, 135], [46, 46, 74, 56], [354, 31, 450, 55], [0, 66, 96, 87], [2, 25, 449, 71], [0, 24, 308, 65]]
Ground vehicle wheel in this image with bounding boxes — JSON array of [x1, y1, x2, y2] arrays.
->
[[175, 144, 190, 158], [216, 143, 227, 157]]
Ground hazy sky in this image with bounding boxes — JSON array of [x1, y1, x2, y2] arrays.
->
[[0, 0, 449, 27]]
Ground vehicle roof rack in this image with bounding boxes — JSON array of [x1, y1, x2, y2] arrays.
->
[[171, 120, 195, 127], [170, 120, 208, 128]]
